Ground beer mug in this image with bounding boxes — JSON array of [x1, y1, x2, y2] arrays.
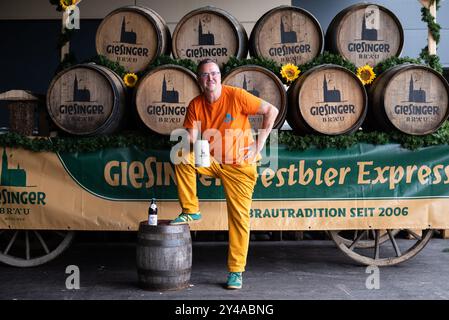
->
[[194, 140, 210, 167]]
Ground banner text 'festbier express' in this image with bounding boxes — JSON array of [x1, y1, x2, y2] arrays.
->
[[102, 155, 449, 193]]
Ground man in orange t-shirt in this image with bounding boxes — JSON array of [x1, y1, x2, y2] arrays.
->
[[170, 58, 279, 289]]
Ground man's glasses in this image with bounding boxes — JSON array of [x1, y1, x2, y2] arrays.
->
[[199, 71, 221, 79]]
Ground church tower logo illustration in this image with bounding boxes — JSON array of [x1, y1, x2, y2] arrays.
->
[[72, 75, 91, 102], [161, 75, 180, 103], [120, 16, 137, 44], [0, 148, 27, 187], [361, 11, 378, 41], [322, 74, 342, 103], [280, 16, 297, 44], [242, 75, 260, 97], [408, 75, 427, 103], [198, 19, 215, 46]]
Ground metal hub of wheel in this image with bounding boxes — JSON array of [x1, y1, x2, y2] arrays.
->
[[0, 230, 75, 267], [329, 229, 433, 266]]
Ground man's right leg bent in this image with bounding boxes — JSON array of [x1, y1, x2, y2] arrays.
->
[[174, 151, 219, 214]]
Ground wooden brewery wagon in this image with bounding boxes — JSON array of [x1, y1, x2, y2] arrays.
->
[[0, 141, 446, 268], [0, 0, 444, 268]]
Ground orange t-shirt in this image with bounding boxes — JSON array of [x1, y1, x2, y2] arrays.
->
[[183, 85, 261, 165]]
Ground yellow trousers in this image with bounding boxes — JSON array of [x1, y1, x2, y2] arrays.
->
[[175, 152, 258, 272]]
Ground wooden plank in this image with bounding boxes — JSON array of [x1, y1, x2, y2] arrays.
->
[[441, 230, 449, 239], [0, 90, 40, 101], [406, 229, 422, 240], [8, 101, 36, 136]]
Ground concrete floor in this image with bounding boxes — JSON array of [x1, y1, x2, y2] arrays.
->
[[1, 235, 449, 301]]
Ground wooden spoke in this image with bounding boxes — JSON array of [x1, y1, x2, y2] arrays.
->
[[25, 231, 30, 260], [332, 229, 398, 249], [34, 231, 50, 254], [406, 229, 422, 240], [4, 231, 18, 255], [387, 229, 402, 257], [0, 230, 75, 267], [349, 230, 367, 251], [373, 230, 380, 260], [329, 229, 433, 266]]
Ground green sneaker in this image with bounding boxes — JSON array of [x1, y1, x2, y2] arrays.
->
[[226, 272, 243, 289], [170, 212, 202, 225]]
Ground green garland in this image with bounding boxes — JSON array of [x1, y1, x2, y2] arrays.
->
[[56, 56, 195, 81], [373, 56, 424, 76], [420, 0, 443, 73], [297, 51, 357, 74], [135, 55, 198, 79], [421, 0, 441, 43], [86, 55, 127, 77], [55, 54, 198, 84], [4, 122, 449, 153], [0, 131, 176, 153], [420, 47, 443, 74], [279, 121, 449, 151], [54, 54, 127, 77], [222, 56, 282, 81]]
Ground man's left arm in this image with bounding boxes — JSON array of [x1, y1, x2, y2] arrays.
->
[[242, 100, 279, 161], [255, 100, 279, 152]]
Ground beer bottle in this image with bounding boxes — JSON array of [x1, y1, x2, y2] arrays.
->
[[148, 198, 158, 226]]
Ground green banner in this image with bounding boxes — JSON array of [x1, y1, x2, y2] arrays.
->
[[58, 143, 449, 201]]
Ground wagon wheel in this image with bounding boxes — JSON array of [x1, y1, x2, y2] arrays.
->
[[0, 230, 75, 267], [329, 229, 433, 266], [327, 229, 400, 248]]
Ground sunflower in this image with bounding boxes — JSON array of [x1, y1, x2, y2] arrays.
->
[[60, 0, 78, 10], [280, 63, 301, 83], [123, 73, 138, 88], [357, 65, 376, 85]]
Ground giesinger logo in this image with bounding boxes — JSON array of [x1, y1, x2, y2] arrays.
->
[[0, 148, 46, 217]]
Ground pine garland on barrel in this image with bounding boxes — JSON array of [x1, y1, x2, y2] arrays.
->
[[4, 122, 449, 153]]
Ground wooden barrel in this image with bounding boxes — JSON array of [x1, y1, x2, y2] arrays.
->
[[366, 64, 449, 135], [8, 102, 36, 136], [96, 5, 171, 73], [325, 3, 404, 67], [172, 6, 248, 67], [222, 65, 287, 130], [287, 64, 367, 135], [47, 63, 126, 136], [249, 5, 324, 65], [134, 65, 201, 135], [136, 221, 192, 291]]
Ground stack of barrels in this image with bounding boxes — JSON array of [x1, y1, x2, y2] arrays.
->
[[46, 3, 449, 137]]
